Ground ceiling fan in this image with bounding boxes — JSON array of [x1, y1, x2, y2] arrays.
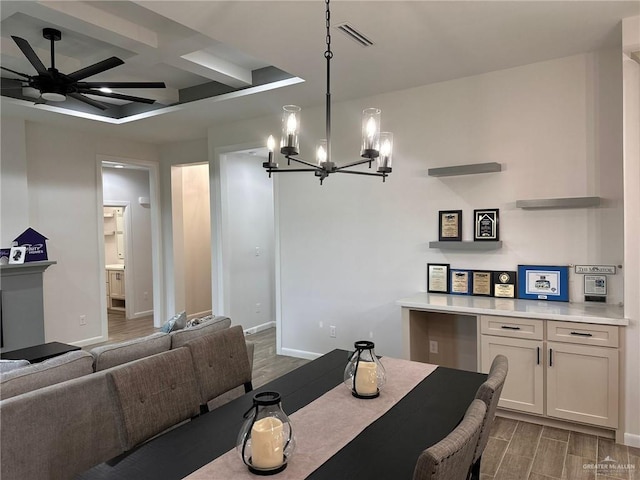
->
[[1, 27, 166, 110]]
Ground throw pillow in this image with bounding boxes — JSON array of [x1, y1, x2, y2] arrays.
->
[[160, 311, 186, 333], [185, 317, 202, 329], [0, 359, 30, 373]]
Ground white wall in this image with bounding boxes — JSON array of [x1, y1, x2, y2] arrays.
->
[[103, 167, 154, 317], [223, 151, 275, 331], [0, 118, 28, 246], [1, 119, 159, 344]]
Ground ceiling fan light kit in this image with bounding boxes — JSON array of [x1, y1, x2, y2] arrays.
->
[[263, 0, 394, 185], [1, 27, 166, 110]]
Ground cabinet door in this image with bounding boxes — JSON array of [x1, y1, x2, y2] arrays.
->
[[481, 335, 544, 414], [546, 341, 618, 428], [109, 270, 125, 298]]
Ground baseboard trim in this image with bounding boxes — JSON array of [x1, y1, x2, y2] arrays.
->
[[244, 321, 276, 335], [624, 432, 640, 448], [280, 347, 323, 360], [70, 335, 106, 348], [130, 310, 153, 319], [188, 310, 212, 321], [496, 409, 615, 439]]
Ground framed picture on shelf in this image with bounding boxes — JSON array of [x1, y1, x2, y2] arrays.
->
[[450, 269, 472, 295], [427, 263, 450, 294], [492, 271, 517, 298], [438, 210, 462, 241], [517, 265, 569, 302], [471, 271, 493, 296], [474, 209, 499, 241]]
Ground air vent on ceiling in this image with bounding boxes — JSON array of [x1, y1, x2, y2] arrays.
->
[[335, 23, 374, 47]]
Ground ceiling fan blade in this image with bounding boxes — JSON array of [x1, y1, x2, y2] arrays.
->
[[68, 92, 109, 110], [1, 77, 27, 88], [67, 57, 124, 82], [78, 89, 156, 104], [1, 66, 32, 79], [11, 36, 47, 74], [78, 81, 166, 89]]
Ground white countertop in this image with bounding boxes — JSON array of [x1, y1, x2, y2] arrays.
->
[[397, 292, 628, 326], [106, 264, 125, 271]]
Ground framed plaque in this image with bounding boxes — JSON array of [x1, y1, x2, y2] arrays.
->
[[427, 263, 450, 294], [492, 271, 517, 298], [438, 210, 462, 241], [584, 275, 607, 296], [517, 265, 569, 302], [450, 269, 472, 295], [474, 209, 499, 241], [471, 271, 493, 296]]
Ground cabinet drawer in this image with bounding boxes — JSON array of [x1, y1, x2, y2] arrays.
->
[[547, 321, 618, 348], [480, 316, 543, 340]]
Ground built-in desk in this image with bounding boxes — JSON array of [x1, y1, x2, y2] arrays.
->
[[397, 292, 628, 440]]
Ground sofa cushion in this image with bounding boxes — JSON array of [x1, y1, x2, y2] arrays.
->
[[0, 350, 94, 400], [90, 332, 171, 371], [0, 370, 123, 480], [0, 359, 30, 374], [170, 315, 231, 349], [160, 311, 186, 333]]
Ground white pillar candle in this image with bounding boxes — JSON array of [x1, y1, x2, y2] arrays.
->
[[251, 417, 284, 469], [355, 361, 378, 395]]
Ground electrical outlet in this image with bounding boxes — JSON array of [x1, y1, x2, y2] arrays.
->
[[330, 326, 337, 338], [255, 247, 261, 256], [143, 291, 148, 300], [369, 331, 374, 339], [79, 315, 87, 326], [319, 321, 323, 328], [256, 303, 261, 313], [429, 340, 438, 354]]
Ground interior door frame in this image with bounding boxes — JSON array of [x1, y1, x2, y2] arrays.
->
[[96, 154, 164, 339]]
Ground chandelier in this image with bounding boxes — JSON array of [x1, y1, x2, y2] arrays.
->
[[263, 0, 394, 185]]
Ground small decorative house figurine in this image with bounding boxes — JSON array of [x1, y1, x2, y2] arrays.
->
[[13, 227, 48, 262]]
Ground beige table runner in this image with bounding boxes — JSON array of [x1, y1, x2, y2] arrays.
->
[[184, 357, 438, 480]]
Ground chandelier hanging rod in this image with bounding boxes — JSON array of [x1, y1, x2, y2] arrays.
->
[[263, 0, 394, 185]]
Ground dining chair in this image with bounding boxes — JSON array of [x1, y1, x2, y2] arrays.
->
[[413, 398, 487, 480], [107, 347, 201, 451], [469, 354, 509, 480], [182, 325, 254, 413]]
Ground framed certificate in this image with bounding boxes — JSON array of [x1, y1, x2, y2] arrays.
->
[[584, 275, 607, 296], [517, 265, 569, 302], [492, 271, 517, 298], [474, 209, 499, 241], [438, 210, 462, 241], [427, 263, 450, 293], [471, 271, 493, 296], [450, 269, 472, 295]]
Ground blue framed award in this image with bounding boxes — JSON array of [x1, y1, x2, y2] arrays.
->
[[450, 269, 472, 295], [517, 265, 569, 302]]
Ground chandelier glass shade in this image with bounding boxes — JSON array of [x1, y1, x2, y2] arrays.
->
[[263, 0, 394, 185]]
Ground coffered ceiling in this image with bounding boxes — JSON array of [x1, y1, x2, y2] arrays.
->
[[1, 1, 638, 144]]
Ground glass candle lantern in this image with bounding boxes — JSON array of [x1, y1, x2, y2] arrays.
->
[[377, 132, 393, 173], [360, 108, 381, 159], [263, 135, 278, 170], [344, 341, 386, 399], [280, 105, 301, 156], [316, 139, 328, 166], [237, 391, 295, 475]]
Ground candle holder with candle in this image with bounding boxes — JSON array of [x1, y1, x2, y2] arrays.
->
[[237, 391, 295, 475], [344, 341, 386, 399]]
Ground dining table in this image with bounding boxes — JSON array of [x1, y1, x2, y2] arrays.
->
[[77, 349, 487, 480]]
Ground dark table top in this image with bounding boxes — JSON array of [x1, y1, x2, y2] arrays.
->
[[78, 349, 486, 480], [1, 341, 80, 363]]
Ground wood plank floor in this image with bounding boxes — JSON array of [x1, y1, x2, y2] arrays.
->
[[86, 314, 639, 479]]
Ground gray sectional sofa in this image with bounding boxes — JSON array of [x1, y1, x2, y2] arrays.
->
[[0, 316, 255, 480]]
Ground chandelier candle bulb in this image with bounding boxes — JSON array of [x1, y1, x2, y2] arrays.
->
[[361, 108, 381, 158], [250, 417, 285, 469], [280, 105, 300, 156], [316, 140, 327, 166], [377, 132, 393, 173]]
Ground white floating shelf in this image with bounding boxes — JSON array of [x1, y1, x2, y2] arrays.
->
[[516, 197, 601, 209], [429, 241, 503, 251], [428, 162, 502, 177]]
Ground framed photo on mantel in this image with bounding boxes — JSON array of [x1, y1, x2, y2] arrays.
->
[[438, 210, 462, 241]]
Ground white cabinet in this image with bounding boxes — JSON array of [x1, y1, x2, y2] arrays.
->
[[107, 269, 125, 310], [480, 316, 619, 429]]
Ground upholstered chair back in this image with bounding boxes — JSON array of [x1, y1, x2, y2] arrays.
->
[[107, 347, 201, 450], [413, 399, 487, 480], [183, 325, 253, 412]]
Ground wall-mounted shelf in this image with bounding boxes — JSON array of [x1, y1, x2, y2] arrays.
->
[[428, 162, 502, 177], [429, 241, 503, 251], [516, 197, 601, 209]]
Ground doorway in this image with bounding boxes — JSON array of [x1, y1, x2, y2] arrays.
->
[[98, 154, 162, 343]]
